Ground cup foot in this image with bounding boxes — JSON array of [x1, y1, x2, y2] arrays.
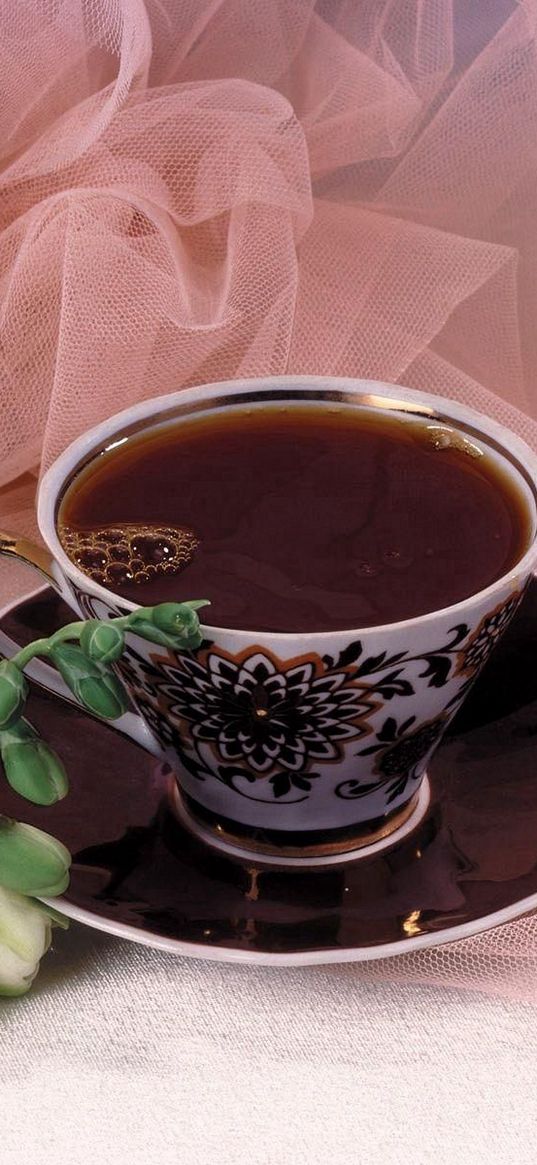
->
[[169, 780, 431, 868]]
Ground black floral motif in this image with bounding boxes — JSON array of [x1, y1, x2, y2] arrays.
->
[[321, 622, 469, 684], [373, 715, 447, 779], [456, 593, 521, 676], [211, 762, 321, 802], [336, 713, 447, 804], [267, 769, 320, 798], [157, 646, 379, 776]]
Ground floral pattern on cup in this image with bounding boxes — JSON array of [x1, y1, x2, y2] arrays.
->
[[455, 593, 522, 676], [149, 645, 382, 775], [71, 582, 523, 809], [335, 712, 449, 807]]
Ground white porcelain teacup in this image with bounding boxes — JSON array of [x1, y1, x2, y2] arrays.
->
[[3, 377, 536, 860]]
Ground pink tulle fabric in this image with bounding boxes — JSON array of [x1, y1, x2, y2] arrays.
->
[[3, 0, 537, 999]]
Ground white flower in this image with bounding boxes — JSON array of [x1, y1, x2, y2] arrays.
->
[[0, 886, 67, 997]]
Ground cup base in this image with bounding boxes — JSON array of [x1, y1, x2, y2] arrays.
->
[[169, 780, 431, 868]]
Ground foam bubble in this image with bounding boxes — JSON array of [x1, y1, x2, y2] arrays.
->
[[59, 523, 199, 587]]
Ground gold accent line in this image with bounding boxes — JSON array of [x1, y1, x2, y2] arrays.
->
[[0, 532, 55, 583], [185, 791, 421, 860], [357, 393, 437, 419]]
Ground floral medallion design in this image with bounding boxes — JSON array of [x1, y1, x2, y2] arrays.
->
[[374, 716, 447, 779], [336, 713, 448, 805], [111, 624, 471, 803], [456, 593, 522, 676], [139, 645, 380, 776]]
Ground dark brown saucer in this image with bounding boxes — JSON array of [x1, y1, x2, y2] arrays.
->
[[1, 586, 537, 965]]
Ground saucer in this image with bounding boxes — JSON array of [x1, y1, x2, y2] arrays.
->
[[1, 585, 537, 966]]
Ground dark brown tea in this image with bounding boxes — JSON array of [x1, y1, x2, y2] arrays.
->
[[58, 405, 530, 632]]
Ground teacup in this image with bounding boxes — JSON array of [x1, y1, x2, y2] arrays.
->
[[2, 376, 536, 861]]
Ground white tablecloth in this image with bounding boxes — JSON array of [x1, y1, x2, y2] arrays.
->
[[3, 921, 536, 1165]]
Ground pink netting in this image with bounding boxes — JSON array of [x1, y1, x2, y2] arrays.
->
[[2, 0, 537, 999]]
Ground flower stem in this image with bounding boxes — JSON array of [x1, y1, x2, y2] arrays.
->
[[11, 621, 93, 669], [8, 602, 204, 673], [11, 637, 54, 670]]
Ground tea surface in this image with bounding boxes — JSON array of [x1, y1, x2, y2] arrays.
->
[[58, 405, 529, 631]]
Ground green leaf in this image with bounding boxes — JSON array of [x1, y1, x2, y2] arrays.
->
[[0, 659, 28, 730], [80, 620, 125, 663], [0, 719, 68, 805], [0, 817, 70, 896]]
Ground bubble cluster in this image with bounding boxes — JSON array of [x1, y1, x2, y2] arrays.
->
[[59, 523, 199, 588]]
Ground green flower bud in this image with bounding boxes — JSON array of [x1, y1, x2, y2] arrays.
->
[[0, 660, 28, 729], [151, 602, 205, 643], [77, 671, 128, 719], [129, 600, 208, 651], [0, 887, 68, 997], [127, 618, 184, 650], [0, 719, 68, 805], [0, 816, 70, 896], [50, 643, 128, 719], [80, 620, 125, 664]]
